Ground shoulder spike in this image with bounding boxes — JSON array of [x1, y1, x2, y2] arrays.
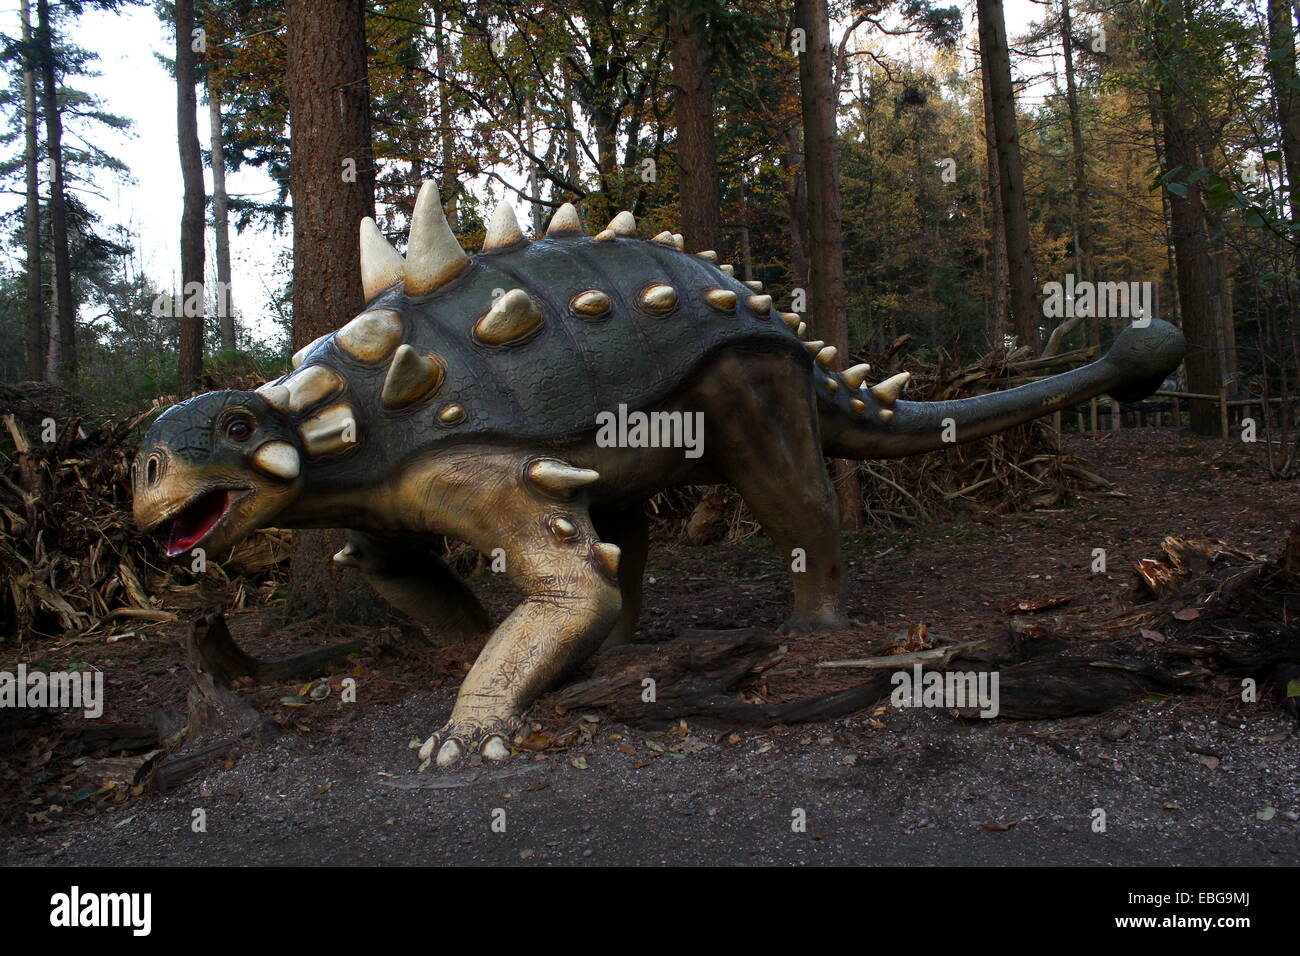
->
[[256, 382, 290, 410], [608, 210, 636, 235], [300, 403, 358, 457], [672, 233, 684, 249], [360, 217, 404, 302], [705, 289, 737, 311], [816, 345, 837, 367], [651, 231, 676, 246], [719, 264, 735, 276], [483, 202, 524, 251], [747, 294, 773, 316], [695, 250, 718, 262], [779, 311, 800, 331], [804, 340, 825, 355], [474, 289, 543, 345], [381, 344, 445, 409], [547, 202, 584, 235], [592, 542, 621, 578], [529, 459, 600, 497], [744, 280, 764, 292], [404, 181, 469, 296]]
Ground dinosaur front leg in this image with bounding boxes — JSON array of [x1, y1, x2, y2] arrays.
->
[[592, 504, 649, 648], [335, 531, 490, 641], [417, 496, 622, 766]]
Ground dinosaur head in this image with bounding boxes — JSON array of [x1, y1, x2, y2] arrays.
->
[[133, 389, 304, 559]]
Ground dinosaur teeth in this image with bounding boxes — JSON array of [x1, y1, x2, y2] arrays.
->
[[291, 332, 330, 369], [744, 280, 764, 292], [592, 541, 621, 577], [705, 289, 737, 311], [529, 459, 599, 497], [287, 364, 345, 413], [608, 210, 637, 235], [300, 403, 358, 456], [779, 311, 800, 331], [547, 202, 583, 235], [639, 283, 678, 314], [696, 250, 718, 262], [381, 344, 445, 409], [804, 340, 825, 355], [816, 346, 837, 367], [871, 371, 911, 406], [474, 289, 543, 345], [850, 398, 866, 413], [570, 290, 612, 318], [359, 217, 404, 302], [251, 440, 300, 480], [482, 201, 524, 251], [747, 294, 773, 316], [336, 309, 403, 363], [841, 363, 872, 389], [404, 181, 470, 296]]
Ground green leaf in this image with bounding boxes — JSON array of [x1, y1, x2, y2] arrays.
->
[[1257, 806, 1276, 821], [1166, 182, 1188, 198], [1286, 678, 1300, 697]]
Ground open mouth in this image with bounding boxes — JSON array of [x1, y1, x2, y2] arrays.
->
[[166, 489, 240, 557]]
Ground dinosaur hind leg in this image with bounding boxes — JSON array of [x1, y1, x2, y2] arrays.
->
[[710, 352, 847, 633], [336, 531, 490, 642]]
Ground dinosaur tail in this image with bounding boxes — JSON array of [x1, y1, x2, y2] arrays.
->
[[820, 318, 1186, 460]]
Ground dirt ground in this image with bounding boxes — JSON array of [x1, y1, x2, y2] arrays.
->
[[3, 428, 1298, 866]]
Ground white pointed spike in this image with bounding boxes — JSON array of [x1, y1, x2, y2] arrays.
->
[[841, 363, 872, 389], [251, 441, 300, 480], [359, 218, 404, 302], [608, 210, 636, 235], [404, 181, 469, 296], [483, 202, 524, 251], [871, 371, 911, 406], [816, 345, 837, 367], [547, 202, 583, 235], [529, 459, 600, 497]]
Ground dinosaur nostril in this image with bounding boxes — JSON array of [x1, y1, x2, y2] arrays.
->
[[145, 457, 159, 486]]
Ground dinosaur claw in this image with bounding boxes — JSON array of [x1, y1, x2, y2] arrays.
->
[[436, 739, 463, 767], [482, 736, 510, 761]]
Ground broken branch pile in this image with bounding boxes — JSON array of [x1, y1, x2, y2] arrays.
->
[[0, 386, 287, 643]]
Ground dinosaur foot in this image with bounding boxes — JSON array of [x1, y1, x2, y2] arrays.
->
[[417, 715, 523, 768]]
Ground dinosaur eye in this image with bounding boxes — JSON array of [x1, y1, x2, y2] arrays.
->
[[227, 420, 254, 441]]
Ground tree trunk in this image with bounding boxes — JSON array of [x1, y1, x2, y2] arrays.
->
[[285, 0, 388, 624], [20, 0, 43, 382], [1059, 0, 1095, 347], [1267, 0, 1300, 220], [176, 0, 205, 391], [794, 0, 861, 530], [980, 66, 1009, 347], [783, 126, 810, 295], [208, 85, 235, 353], [976, 0, 1040, 352], [35, 0, 75, 384], [669, 5, 722, 254], [434, 3, 457, 227], [1155, 0, 1221, 434]]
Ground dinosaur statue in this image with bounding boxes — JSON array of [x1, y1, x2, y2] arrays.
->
[[133, 183, 1185, 767]]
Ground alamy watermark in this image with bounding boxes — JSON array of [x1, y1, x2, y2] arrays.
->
[[890, 663, 1000, 718], [1042, 274, 1155, 326], [0, 664, 103, 718], [595, 404, 704, 459]]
